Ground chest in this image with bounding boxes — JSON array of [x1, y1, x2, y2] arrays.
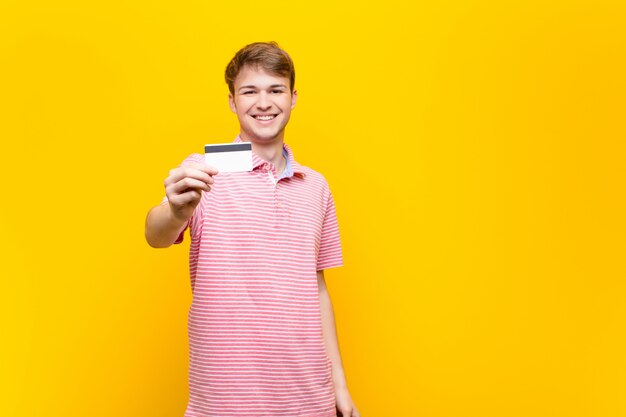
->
[[197, 172, 327, 247]]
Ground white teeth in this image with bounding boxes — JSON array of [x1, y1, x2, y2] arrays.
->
[[255, 115, 275, 121]]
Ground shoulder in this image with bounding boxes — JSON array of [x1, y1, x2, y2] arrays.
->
[[293, 164, 338, 206], [297, 164, 332, 191], [179, 153, 204, 165]]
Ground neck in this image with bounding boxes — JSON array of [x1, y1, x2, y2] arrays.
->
[[240, 133, 286, 174]]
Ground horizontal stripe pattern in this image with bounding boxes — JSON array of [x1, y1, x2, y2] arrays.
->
[[163, 138, 342, 416]]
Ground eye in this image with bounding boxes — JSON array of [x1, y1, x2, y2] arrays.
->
[[271, 89, 284, 94], [242, 90, 255, 95]]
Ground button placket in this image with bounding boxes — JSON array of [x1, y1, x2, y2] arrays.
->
[[274, 181, 288, 228], [267, 170, 277, 186]]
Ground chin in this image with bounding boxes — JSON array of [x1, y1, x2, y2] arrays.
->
[[248, 129, 284, 142]]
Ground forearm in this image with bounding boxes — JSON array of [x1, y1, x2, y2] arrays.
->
[[144, 203, 188, 248], [317, 271, 348, 389]]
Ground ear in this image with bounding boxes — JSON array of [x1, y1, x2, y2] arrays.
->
[[228, 93, 237, 114], [291, 90, 298, 110]]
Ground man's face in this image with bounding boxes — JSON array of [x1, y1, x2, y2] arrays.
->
[[229, 65, 297, 144]]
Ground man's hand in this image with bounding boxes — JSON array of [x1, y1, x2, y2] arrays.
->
[[145, 161, 217, 248], [336, 386, 360, 417], [164, 162, 218, 222]]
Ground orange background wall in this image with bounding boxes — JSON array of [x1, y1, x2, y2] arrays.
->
[[1, 1, 625, 416]]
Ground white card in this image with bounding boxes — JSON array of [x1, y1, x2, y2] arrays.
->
[[204, 142, 252, 173]]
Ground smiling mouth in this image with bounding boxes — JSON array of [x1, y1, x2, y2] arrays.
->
[[252, 114, 278, 121]]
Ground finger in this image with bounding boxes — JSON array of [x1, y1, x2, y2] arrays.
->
[[166, 167, 215, 187], [169, 177, 211, 195], [182, 161, 219, 176], [169, 179, 211, 197], [204, 164, 219, 176], [170, 167, 215, 184], [168, 189, 202, 206]]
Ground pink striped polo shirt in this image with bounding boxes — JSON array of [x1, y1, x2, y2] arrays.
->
[[162, 137, 343, 416]]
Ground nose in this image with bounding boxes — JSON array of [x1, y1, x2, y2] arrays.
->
[[256, 91, 271, 110]]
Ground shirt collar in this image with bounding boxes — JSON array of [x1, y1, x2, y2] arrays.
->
[[233, 135, 305, 178]]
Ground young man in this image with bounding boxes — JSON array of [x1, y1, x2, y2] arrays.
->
[[145, 42, 359, 417]]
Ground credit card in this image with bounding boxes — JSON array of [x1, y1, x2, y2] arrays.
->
[[204, 142, 252, 173]]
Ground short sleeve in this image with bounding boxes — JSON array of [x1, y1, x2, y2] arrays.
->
[[159, 153, 205, 245], [317, 189, 343, 271]]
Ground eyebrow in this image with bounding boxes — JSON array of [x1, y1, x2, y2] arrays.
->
[[238, 84, 288, 91]]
